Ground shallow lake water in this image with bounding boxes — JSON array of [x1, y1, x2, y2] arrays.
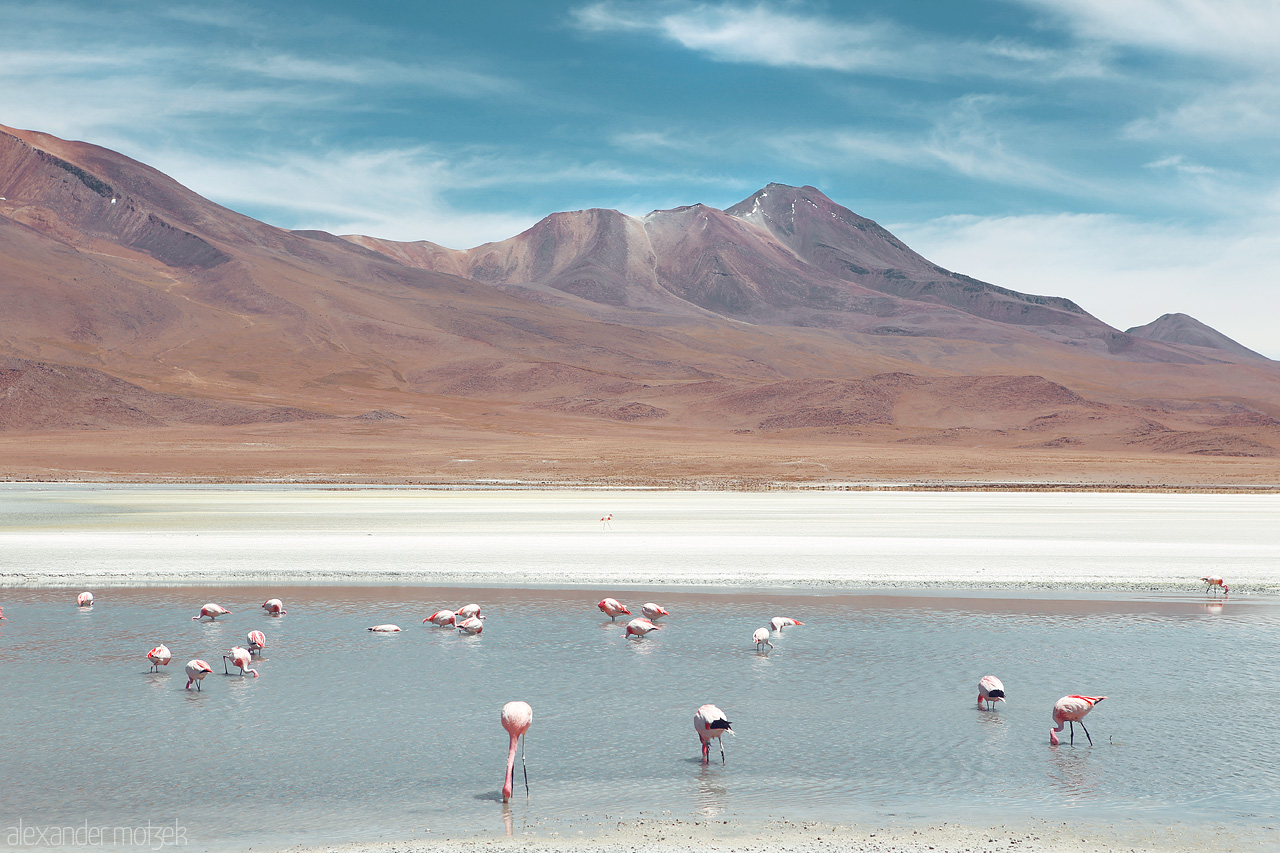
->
[[1, 584, 1277, 851]]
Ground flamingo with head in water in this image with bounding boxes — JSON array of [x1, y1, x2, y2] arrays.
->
[[752, 627, 772, 653], [424, 609, 456, 627], [193, 603, 231, 621], [147, 644, 172, 672], [694, 704, 733, 763], [977, 675, 1006, 710], [247, 631, 266, 654], [770, 616, 803, 633], [1050, 695, 1105, 745], [500, 701, 533, 802], [598, 598, 630, 621], [262, 598, 286, 615], [184, 659, 212, 690], [641, 603, 669, 621], [223, 646, 259, 677], [625, 617, 660, 638], [77, 592, 94, 607]]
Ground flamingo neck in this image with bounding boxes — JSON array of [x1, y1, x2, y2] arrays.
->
[[502, 733, 519, 802]]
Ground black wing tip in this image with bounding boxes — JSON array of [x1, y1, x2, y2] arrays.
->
[[710, 719, 733, 730], [988, 689, 1005, 699]]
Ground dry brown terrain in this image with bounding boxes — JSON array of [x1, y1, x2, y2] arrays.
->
[[1, 124, 1278, 487]]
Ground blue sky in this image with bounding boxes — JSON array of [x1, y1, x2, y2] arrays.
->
[[2, 0, 1278, 356]]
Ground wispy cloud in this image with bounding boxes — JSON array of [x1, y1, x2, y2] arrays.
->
[[572, 0, 1109, 80]]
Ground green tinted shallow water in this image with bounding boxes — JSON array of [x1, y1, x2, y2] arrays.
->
[[0, 585, 1276, 852]]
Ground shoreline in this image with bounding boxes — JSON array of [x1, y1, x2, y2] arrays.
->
[[292, 816, 1276, 853], [4, 477, 1280, 493]]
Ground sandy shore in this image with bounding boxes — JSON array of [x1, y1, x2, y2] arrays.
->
[[293, 816, 1274, 853]]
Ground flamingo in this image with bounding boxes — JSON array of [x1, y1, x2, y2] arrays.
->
[[192, 603, 231, 621], [262, 598, 287, 615], [456, 603, 483, 621], [424, 609, 456, 627], [769, 616, 803, 632], [147, 644, 172, 672], [367, 624, 402, 632], [184, 659, 212, 690], [641, 603, 669, 620], [0, 606, 5, 620], [223, 646, 259, 677], [1202, 575, 1229, 595], [600, 513, 612, 529], [247, 630, 266, 654], [77, 592, 94, 607], [500, 701, 533, 802], [624, 617, 660, 638], [457, 616, 484, 634], [977, 675, 1006, 710], [694, 704, 733, 764], [598, 598, 630, 621], [752, 627, 772, 652], [1050, 695, 1106, 745]]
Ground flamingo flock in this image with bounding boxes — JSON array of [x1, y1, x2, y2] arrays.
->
[[4, 568, 1244, 806]]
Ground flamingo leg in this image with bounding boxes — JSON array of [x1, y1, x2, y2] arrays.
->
[[223, 657, 230, 674], [521, 735, 529, 799], [1079, 720, 1093, 746], [719, 738, 726, 764], [1069, 721, 1075, 745]]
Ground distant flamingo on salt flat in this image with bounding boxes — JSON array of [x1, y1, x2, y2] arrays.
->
[[769, 616, 803, 633], [424, 609, 456, 627], [223, 646, 259, 677], [625, 617, 660, 638], [598, 598, 630, 621], [500, 701, 533, 802], [1202, 575, 1229, 595], [367, 624, 401, 632], [600, 513, 612, 529], [1050, 695, 1106, 745], [77, 592, 94, 607], [247, 631, 266, 654], [193, 603, 231, 621], [147, 644, 172, 672], [694, 704, 733, 764], [262, 598, 286, 615], [977, 675, 1006, 710], [641, 603, 669, 620], [752, 627, 772, 653], [457, 616, 484, 634], [184, 659, 212, 690]]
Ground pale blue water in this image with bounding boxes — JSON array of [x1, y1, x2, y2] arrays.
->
[[1, 585, 1277, 851]]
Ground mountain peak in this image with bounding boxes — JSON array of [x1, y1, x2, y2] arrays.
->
[[1126, 313, 1268, 361]]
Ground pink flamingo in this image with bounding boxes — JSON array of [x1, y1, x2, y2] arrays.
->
[[1050, 695, 1106, 745], [247, 630, 266, 654], [598, 598, 630, 621], [625, 617, 660, 638], [977, 675, 1006, 710], [457, 616, 484, 634], [262, 598, 287, 615], [0, 605, 5, 620], [424, 609, 456, 627], [769, 616, 803, 632], [500, 701, 533, 802], [1202, 575, 1229, 595], [600, 513, 612, 529], [752, 627, 772, 652], [694, 704, 733, 763], [641, 603, 669, 620], [147, 644, 172, 672], [184, 659, 212, 690], [77, 591, 94, 607], [192, 603, 231, 621], [456, 603, 483, 621], [367, 624, 401, 632], [223, 646, 259, 677]]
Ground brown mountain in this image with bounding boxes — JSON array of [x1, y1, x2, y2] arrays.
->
[[2, 124, 1278, 484], [1127, 313, 1268, 362]]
